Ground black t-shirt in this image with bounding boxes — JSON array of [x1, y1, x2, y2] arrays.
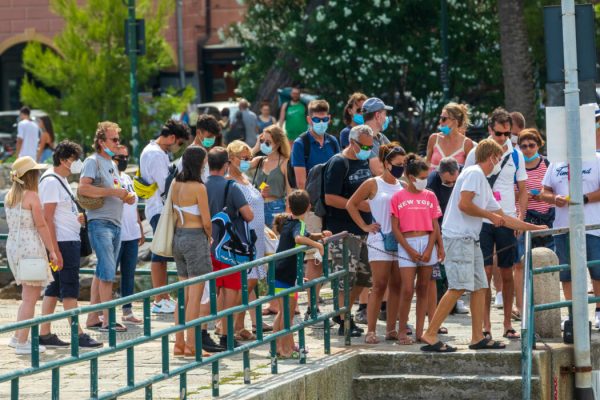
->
[[324, 155, 372, 234], [426, 170, 453, 223], [275, 218, 310, 286]]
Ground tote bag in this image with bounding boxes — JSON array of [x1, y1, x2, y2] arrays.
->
[[150, 183, 176, 257]]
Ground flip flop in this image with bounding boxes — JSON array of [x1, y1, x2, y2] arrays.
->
[[420, 341, 457, 353], [262, 308, 277, 316], [86, 322, 102, 330], [99, 323, 127, 333], [483, 331, 492, 339], [468, 337, 506, 350], [437, 327, 448, 335], [503, 329, 520, 340], [277, 351, 300, 360]]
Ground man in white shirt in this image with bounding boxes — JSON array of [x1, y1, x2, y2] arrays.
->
[[140, 119, 190, 314], [16, 107, 40, 159], [421, 139, 545, 352], [464, 108, 528, 340], [38, 140, 102, 349]]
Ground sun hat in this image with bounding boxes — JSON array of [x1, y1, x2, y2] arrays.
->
[[10, 156, 48, 184]]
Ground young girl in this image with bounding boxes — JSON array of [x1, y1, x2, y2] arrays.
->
[[272, 190, 331, 358], [390, 154, 444, 344]]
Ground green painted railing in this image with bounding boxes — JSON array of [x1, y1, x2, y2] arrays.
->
[[521, 224, 600, 400], [0, 232, 351, 399]]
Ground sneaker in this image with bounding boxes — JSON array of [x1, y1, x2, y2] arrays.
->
[[378, 309, 387, 321], [595, 312, 600, 329], [350, 317, 365, 333], [219, 335, 241, 349], [337, 323, 362, 337], [355, 308, 368, 325], [79, 333, 103, 348], [202, 331, 225, 353], [304, 308, 321, 322], [151, 302, 163, 314], [494, 292, 504, 309], [561, 317, 569, 331], [8, 336, 17, 348], [455, 300, 470, 314], [39, 334, 70, 348], [159, 299, 176, 314], [15, 341, 46, 355]]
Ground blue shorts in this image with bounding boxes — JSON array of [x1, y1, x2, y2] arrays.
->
[[554, 233, 600, 282], [264, 198, 286, 228], [150, 214, 174, 263], [44, 241, 81, 300], [88, 220, 121, 282]]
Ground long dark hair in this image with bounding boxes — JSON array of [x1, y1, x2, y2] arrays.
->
[[39, 116, 55, 143], [176, 146, 206, 183]]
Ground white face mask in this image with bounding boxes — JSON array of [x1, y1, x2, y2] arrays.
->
[[511, 135, 519, 145], [69, 159, 83, 174], [487, 158, 501, 177], [414, 178, 428, 191]]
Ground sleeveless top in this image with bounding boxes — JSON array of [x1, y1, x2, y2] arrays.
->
[[367, 176, 403, 235], [237, 181, 265, 260], [257, 115, 275, 133], [252, 156, 286, 200], [430, 135, 468, 171]]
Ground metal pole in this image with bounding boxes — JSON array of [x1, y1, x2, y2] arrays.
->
[[440, 0, 450, 101], [561, 1, 594, 398], [128, 0, 141, 162], [176, 0, 186, 89]]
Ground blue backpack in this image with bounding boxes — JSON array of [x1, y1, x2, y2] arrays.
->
[[211, 181, 256, 265]]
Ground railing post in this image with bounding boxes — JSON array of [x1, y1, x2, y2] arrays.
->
[[323, 242, 331, 353], [243, 351, 251, 384], [11, 378, 18, 400], [212, 361, 219, 397], [180, 372, 187, 400], [343, 237, 351, 346], [51, 368, 60, 400], [108, 307, 117, 348], [143, 297, 151, 337], [297, 252, 307, 364], [90, 357, 98, 399], [71, 314, 79, 358], [161, 336, 169, 375], [31, 324, 40, 368], [521, 231, 533, 400], [127, 347, 135, 387]]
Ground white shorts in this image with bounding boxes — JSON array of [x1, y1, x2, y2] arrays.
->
[[397, 235, 438, 268], [303, 212, 322, 261], [367, 233, 396, 262], [248, 265, 267, 280], [201, 283, 211, 305]]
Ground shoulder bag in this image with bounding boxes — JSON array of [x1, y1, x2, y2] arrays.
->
[[150, 182, 176, 257], [77, 156, 105, 210], [15, 201, 49, 282]]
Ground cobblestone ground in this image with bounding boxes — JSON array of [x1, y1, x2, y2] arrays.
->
[[0, 286, 585, 400]]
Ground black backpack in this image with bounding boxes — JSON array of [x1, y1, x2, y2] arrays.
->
[[227, 111, 246, 143], [287, 132, 340, 189], [305, 154, 349, 218], [161, 163, 178, 202]]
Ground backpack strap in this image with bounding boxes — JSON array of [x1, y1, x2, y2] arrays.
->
[[40, 173, 83, 212], [487, 152, 512, 189], [252, 157, 265, 186], [512, 148, 519, 184]]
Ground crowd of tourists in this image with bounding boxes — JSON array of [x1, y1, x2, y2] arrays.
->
[[5, 90, 600, 357]]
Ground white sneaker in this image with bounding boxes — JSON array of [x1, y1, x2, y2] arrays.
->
[[15, 341, 46, 355], [595, 312, 600, 329], [158, 299, 176, 314], [455, 300, 470, 314], [561, 317, 569, 331], [8, 336, 18, 348], [151, 301, 163, 314], [494, 292, 504, 309]]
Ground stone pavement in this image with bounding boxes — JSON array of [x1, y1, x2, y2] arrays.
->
[[0, 287, 583, 400]]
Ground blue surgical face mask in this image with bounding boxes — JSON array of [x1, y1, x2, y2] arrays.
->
[[439, 125, 451, 135], [103, 147, 115, 157], [596, 122, 600, 129], [239, 160, 251, 172], [312, 121, 328, 136], [202, 137, 215, 148], [353, 114, 364, 125], [523, 153, 540, 162], [382, 116, 390, 131], [260, 143, 273, 155]]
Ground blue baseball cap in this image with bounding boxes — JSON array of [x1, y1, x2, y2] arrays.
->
[[362, 97, 393, 113]]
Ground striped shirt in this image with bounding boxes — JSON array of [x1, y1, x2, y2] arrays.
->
[[515, 157, 552, 214]]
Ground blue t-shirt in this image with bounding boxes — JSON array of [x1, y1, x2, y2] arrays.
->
[[291, 132, 340, 172], [339, 126, 351, 148]]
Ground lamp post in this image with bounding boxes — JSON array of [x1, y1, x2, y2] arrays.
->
[[440, 0, 450, 102], [127, 0, 141, 162]]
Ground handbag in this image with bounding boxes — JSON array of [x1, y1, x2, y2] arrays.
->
[[15, 202, 49, 282], [372, 216, 397, 252], [77, 156, 104, 210], [150, 182, 176, 257], [40, 173, 93, 257]]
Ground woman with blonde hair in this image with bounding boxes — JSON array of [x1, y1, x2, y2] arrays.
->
[[251, 124, 291, 227], [426, 102, 475, 171], [6, 156, 59, 354]]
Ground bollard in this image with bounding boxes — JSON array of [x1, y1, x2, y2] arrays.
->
[[532, 247, 562, 338]]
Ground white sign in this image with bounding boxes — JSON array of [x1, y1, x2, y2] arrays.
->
[[546, 104, 596, 163]]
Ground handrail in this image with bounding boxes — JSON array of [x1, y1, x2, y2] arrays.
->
[[0, 231, 351, 399]]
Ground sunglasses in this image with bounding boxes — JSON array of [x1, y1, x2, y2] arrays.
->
[[385, 146, 405, 161], [519, 143, 537, 150], [106, 137, 120, 143], [352, 139, 373, 151], [311, 116, 330, 123], [493, 130, 511, 137], [238, 156, 251, 161], [439, 116, 453, 123], [260, 139, 272, 146]]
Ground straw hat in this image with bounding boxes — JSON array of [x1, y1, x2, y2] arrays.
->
[[10, 156, 48, 184]]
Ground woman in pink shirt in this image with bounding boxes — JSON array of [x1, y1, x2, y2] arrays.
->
[[391, 154, 444, 344]]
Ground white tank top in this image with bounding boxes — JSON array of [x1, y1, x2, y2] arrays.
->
[[368, 176, 403, 234]]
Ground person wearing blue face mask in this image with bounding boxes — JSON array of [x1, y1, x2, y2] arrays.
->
[[323, 124, 375, 338], [426, 102, 475, 172], [362, 97, 393, 177], [339, 92, 368, 148]]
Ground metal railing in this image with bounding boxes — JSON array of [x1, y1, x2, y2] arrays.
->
[[521, 224, 600, 400], [0, 232, 351, 399]]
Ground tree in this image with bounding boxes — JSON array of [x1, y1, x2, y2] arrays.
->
[[20, 0, 194, 147]]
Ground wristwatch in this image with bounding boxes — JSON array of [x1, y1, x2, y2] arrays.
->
[[584, 194, 590, 204]]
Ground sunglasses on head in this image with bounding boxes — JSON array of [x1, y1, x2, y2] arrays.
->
[[352, 139, 373, 151], [519, 143, 537, 150], [311, 116, 330, 123], [385, 146, 405, 161], [493, 130, 511, 137]]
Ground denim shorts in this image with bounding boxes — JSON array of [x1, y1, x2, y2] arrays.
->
[[45, 241, 81, 300], [264, 198, 286, 228], [88, 219, 121, 282], [150, 214, 174, 263], [554, 233, 600, 282]]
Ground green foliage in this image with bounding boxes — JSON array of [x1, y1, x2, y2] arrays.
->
[[20, 0, 193, 148], [228, 0, 503, 150]]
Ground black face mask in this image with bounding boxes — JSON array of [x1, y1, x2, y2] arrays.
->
[[390, 165, 404, 178], [115, 157, 128, 172]]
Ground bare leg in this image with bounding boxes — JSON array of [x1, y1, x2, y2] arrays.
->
[[398, 267, 417, 341], [86, 277, 101, 326], [366, 261, 393, 334], [470, 288, 487, 344], [16, 285, 42, 343], [99, 280, 114, 327], [220, 288, 241, 336], [421, 289, 464, 345], [151, 261, 170, 302], [592, 280, 600, 308], [174, 282, 189, 349], [185, 282, 204, 350], [305, 260, 322, 309], [500, 267, 515, 332], [234, 280, 257, 332], [415, 267, 433, 340], [40, 296, 58, 335], [385, 263, 402, 334], [483, 266, 493, 333], [427, 280, 437, 323], [514, 261, 523, 314]]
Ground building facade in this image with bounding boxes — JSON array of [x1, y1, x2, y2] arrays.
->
[[0, 0, 244, 111]]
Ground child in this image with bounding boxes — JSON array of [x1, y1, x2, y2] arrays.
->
[[272, 190, 331, 358], [390, 154, 444, 344]]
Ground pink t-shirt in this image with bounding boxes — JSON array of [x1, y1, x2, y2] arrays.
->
[[390, 189, 442, 233]]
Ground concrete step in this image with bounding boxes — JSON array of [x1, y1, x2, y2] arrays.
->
[[352, 373, 541, 400], [357, 351, 538, 376]]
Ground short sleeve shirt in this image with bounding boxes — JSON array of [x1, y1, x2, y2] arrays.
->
[[390, 189, 442, 233], [80, 154, 124, 226], [426, 170, 454, 222], [442, 165, 501, 239], [291, 132, 339, 172], [17, 119, 39, 159], [370, 132, 390, 159], [39, 169, 80, 242], [275, 218, 310, 286], [140, 140, 170, 221], [119, 173, 141, 241], [339, 126, 351, 148], [324, 155, 372, 234]]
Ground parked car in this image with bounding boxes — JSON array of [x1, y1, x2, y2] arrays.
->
[[195, 101, 239, 121]]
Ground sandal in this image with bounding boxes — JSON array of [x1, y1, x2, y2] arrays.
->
[[86, 322, 102, 330], [365, 332, 380, 344], [385, 330, 399, 341], [437, 327, 448, 335], [483, 331, 492, 339], [420, 341, 457, 353], [122, 312, 142, 325], [262, 308, 277, 316], [397, 336, 414, 345], [99, 323, 127, 332], [277, 351, 300, 360], [252, 323, 273, 334], [503, 328, 520, 340], [511, 310, 522, 321], [469, 337, 506, 350], [235, 328, 256, 341], [293, 344, 309, 353]]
